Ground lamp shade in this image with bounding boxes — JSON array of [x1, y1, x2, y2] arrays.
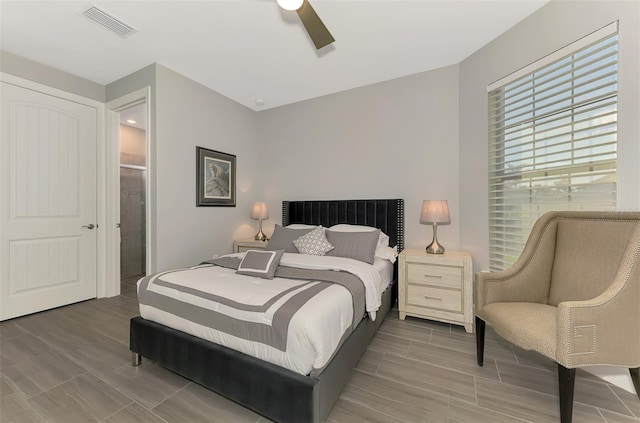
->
[[420, 200, 450, 225], [251, 202, 269, 220]]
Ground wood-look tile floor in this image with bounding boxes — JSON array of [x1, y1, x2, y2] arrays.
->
[[1, 276, 639, 423]]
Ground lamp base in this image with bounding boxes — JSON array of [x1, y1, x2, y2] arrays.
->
[[254, 219, 267, 241], [426, 241, 445, 254], [426, 223, 445, 254]]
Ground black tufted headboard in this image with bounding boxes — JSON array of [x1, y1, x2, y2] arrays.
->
[[282, 199, 405, 252]]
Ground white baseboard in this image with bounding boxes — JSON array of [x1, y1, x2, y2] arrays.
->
[[584, 366, 635, 393]]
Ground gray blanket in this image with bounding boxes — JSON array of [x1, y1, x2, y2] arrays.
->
[[137, 259, 366, 353], [204, 256, 366, 328]]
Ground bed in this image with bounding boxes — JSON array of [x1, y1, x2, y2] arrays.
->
[[129, 198, 405, 423]]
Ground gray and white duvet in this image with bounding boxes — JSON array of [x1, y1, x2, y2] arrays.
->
[[137, 253, 392, 375]]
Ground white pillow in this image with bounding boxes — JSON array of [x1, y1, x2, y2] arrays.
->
[[328, 224, 390, 247], [375, 245, 398, 264], [286, 224, 320, 230]]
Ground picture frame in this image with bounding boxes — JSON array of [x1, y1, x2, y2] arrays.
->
[[196, 146, 236, 207]]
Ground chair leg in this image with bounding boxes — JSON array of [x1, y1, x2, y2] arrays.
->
[[631, 368, 640, 400], [475, 316, 485, 367], [558, 364, 576, 423]]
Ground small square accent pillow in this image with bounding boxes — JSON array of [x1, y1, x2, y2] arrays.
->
[[293, 226, 334, 256], [236, 249, 284, 279]]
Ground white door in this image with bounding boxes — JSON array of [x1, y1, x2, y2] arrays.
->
[[0, 82, 97, 320]]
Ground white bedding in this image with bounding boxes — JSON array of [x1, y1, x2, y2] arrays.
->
[[138, 253, 393, 375]]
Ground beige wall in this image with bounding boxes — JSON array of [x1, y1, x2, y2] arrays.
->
[[120, 125, 146, 158]]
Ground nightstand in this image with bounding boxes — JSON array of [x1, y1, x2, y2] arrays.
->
[[398, 249, 473, 333], [233, 238, 268, 253]]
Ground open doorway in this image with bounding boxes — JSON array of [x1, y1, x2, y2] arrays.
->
[[105, 87, 151, 299], [118, 104, 147, 295]]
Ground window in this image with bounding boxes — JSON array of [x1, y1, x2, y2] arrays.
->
[[488, 23, 619, 271]]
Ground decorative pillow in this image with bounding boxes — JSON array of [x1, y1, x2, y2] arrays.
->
[[328, 224, 390, 247], [266, 225, 314, 253], [325, 229, 380, 264], [293, 227, 334, 256], [236, 249, 284, 279]]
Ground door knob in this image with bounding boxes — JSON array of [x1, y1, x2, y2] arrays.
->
[[82, 224, 95, 229]]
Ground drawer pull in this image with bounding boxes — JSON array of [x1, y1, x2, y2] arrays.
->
[[424, 274, 442, 279], [424, 296, 442, 301]]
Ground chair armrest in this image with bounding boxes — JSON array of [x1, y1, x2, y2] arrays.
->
[[476, 214, 560, 314], [556, 238, 640, 368], [475, 267, 550, 314]]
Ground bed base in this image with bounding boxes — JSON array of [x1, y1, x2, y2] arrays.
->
[[130, 198, 404, 422], [130, 280, 394, 423]]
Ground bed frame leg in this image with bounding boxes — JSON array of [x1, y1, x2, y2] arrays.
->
[[132, 352, 141, 366]]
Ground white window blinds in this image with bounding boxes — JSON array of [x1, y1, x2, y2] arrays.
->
[[487, 23, 618, 271]]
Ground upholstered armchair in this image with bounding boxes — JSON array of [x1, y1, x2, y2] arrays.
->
[[475, 211, 640, 423]]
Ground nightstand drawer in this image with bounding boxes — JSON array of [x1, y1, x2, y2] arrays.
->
[[407, 284, 462, 313], [407, 263, 462, 289], [234, 238, 268, 253]]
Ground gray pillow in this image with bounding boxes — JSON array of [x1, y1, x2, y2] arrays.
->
[[236, 249, 284, 279], [266, 225, 314, 253], [325, 229, 380, 264]]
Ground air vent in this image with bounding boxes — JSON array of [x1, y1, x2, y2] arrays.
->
[[80, 4, 137, 38]]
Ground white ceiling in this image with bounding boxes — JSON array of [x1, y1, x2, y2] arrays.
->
[[0, 0, 548, 111], [119, 103, 146, 130]]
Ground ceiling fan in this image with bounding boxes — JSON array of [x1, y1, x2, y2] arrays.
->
[[277, 0, 335, 50]]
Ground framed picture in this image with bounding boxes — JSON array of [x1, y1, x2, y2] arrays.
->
[[196, 147, 236, 207]]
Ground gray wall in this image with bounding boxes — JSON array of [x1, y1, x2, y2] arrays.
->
[[154, 65, 259, 270], [459, 0, 640, 272], [1, 50, 105, 102], [108, 64, 260, 271], [255, 65, 460, 251], [4, 0, 638, 274]]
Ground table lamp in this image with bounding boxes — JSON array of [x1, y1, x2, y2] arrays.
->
[[420, 200, 450, 254], [251, 202, 269, 241]]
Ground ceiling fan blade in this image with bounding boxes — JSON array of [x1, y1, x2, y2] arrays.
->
[[296, 0, 335, 50]]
